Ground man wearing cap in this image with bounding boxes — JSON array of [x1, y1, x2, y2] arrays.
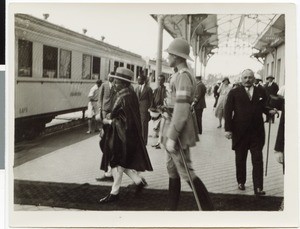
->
[[86, 79, 102, 134], [99, 67, 152, 203], [135, 74, 153, 145], [96, 72, 116, 182], [254, 75, 264, 89], [161, 38, 214, 210], [192, 76, 207, 135], [264, 75, 279, 123], [225, 69, 268, 196]]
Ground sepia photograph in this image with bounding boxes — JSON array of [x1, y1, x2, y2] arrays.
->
[[7, 2, 298, 228]]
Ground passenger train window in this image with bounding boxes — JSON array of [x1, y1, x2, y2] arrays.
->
[[82, 55, 101, 80], [43, 45, 58, 78], [92, 56, 101, 80], [114, 61, 120, 72], [18, 39, 32, 77], [82, 54, 92, 79], [127, 64, 135, 72], [59, 49, 71, 79], [136, 66, 143, 78]]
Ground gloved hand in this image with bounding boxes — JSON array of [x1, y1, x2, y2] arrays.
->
[[166, 138, 176, 153], [274, 151, 284, 164], [102, 118, 112, 125], [225, 131, 232, 139]]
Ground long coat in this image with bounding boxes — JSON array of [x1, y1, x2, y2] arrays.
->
[[135, 84, 153, 144], [194, 81, 207, 109], [225, 86, 268, 150], [100, 87, 153, 172]]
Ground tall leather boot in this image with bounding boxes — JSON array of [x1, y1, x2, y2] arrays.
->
[[166, 178, 181, 211], [188, 177, 214, 211]]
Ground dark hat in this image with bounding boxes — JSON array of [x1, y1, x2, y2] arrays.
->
[[110, 67, 134, 83], [222, 77, 230, 83], [195, 75, 202, 80], [96, 79, 102, 85], [266, 75, 275, 80]]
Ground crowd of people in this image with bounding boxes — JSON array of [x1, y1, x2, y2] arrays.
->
[[84, 37, 284, 210]]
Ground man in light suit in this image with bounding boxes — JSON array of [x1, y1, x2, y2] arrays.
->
[[192, 76, 207, 135], [135, 74, 153, 145], [225, 69, 268, 196]]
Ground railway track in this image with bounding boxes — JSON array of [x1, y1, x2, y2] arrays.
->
[[15, 118, 87, 146]]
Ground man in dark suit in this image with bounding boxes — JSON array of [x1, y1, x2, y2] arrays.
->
[[264, 75, 279, 123], [225, 69, 268, 196], [192, 76, 207, 135], [213, 80, 221, 108], [135, 74, 153, 145]]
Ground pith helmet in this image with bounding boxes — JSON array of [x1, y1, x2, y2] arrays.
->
[[266, 75, 275, 80], [165, 38, 193, 61]]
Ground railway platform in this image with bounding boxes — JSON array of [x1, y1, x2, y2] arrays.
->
[[13, 96, 284, 211]]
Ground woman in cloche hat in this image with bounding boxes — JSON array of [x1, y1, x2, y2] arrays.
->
[[99, 67, 153, 203]]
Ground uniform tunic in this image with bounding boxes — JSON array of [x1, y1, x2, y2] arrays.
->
[[160, 68, 199, 180]]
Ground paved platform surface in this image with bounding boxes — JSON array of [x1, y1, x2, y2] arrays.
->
[[13, 96, 284, 210]]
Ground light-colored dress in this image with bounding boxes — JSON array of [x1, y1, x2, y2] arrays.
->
[[215, 84, 232, 119]]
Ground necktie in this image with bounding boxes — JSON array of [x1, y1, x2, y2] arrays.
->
[[246, 88, 252, 100], [139, 85, 143, 96]]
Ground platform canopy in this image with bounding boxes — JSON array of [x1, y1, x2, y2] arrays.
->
[[152, 14, 283, 66], [252, 14, 285, 59]]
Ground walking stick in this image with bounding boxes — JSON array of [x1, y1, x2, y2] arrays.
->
[[177, 138, 202, 211], [265, 111, 280, 176], [265, 119, 272, 176]]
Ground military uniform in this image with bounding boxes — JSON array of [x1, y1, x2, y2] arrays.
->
[[160, 68, 199, 180]]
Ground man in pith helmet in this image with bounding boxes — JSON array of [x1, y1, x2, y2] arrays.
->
[[160, 38, 214, 210]]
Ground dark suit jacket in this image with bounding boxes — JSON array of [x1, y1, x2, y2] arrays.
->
[[225, 86, 268, 150], [135, 84, 153, 120], [194, 81, 207, 109], [264, 82, 279, 96]]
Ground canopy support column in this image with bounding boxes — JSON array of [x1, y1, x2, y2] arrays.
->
[[155, 15, 164, 83]]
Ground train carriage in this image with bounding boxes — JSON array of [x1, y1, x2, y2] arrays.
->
[[15, 14, 148, 140]]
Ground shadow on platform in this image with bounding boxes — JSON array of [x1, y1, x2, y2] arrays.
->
[[14, 180, 283, 211]]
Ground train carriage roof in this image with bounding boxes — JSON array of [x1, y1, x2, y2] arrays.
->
[[15, 13, 144, 60]]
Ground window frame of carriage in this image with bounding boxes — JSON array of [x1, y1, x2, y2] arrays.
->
[[43, 45, 72, 79], [82, 54, 101, 80]]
